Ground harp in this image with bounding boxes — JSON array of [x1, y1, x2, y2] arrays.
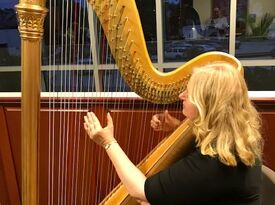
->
[[16, 0, 243, 204]]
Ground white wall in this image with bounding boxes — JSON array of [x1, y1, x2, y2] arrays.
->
[[194, 0, 212, 27], [248, 0, 275, 21]]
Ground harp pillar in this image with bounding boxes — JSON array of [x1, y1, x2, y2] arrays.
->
[[15, 1, 47, 204]]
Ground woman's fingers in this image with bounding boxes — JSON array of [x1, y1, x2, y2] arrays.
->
[[164, 110, 170, 121], [84, 112, 102, 138], [84, 112, 115, 147], [84, 116, 91, 130], [84, 121, 89, 130], [85, 112, 105, 134], [151, 114, 162, 127], [106, 112, 113, 128], [88, 112, 102, 129], [85, 112, 114, 133], [150, 119, 163, 131], [150, 119, 159, 128], [152, 114, 161, 124], [84, 120, 94, 138]]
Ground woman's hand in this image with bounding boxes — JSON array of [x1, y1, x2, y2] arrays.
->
[[150, 110, 181, 132], [84, 112, 115, 147], [85, 113, 148, 201]]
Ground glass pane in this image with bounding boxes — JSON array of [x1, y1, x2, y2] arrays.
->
[[96, 28, 115, 65], [163, 68, 175, 73], [0, 2, 20, 66], [43, 0, 92, 65], [136, 0, 157, 63], [235, 0, 275, 59], [101, 70, 131, 92], [244, 66, 275, 91], [0, 71, 20, 92], [43, 70, 95, 92], [163, 0, 229, 62], [95, 0, 157, 64]]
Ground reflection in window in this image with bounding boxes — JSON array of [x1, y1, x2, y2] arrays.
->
[[0, 71, 20, 91], [163, 68, 175, 73], [244, 66, 275, 91], [96, 27, 115, 65], [163, 0, 229, 62], [0, 2, 20, 66], [101, 70, 131, 92], [43, 70, 95, 92], [235, 0, 275, 59], [43, 0, 92, 65], [136, 0, 157, 63], [94, 0, 157, 64]]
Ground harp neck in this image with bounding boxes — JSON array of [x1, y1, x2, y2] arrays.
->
[[88, 0, 243, 104]]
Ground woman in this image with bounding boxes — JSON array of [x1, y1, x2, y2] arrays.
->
[[84, 62, 263, 205]]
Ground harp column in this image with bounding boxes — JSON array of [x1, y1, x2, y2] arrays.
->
[[15, 1, 47, 205]]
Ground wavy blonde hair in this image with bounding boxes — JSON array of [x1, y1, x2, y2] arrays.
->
[[188, 62, 262, 166]]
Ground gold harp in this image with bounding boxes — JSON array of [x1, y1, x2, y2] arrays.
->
[[16, 0, 243, 204]]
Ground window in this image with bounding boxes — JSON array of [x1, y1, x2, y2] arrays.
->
[[235, 0, 275, 59], [100, 70, 131, 92], [136, 0, 157, 63], [245, 66, 275, 90], [0, 1, 21, 91], [43, 70, 95, 92], [43, 0, 91, 66], [0, 1, 20, 66], [163, 0, 230, 62], [0, 0, 274, 92]]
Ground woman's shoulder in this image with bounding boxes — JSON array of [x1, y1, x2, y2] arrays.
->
[[183, 148, 217, 162], [183, 149, 261, 173], [176, 149, 221, 174]]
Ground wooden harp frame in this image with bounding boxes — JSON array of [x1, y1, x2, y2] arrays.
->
[[16, 1, 47, 204]]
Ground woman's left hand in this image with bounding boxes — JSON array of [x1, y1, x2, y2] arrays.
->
[[84, 112, 115, 148]]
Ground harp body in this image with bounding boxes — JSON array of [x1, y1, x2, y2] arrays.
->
[[15, 0, 243, 204]]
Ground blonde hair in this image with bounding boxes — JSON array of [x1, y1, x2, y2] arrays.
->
[[188, 62, 262, 166]]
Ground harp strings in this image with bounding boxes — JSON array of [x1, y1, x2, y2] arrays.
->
[[83, 1, 93, 203], [72, 0, 84, 204], [46, 0, 173, 204], [47, 0, 87, 204], [103, 0, 118, 199], [48, 0, 54, 204]]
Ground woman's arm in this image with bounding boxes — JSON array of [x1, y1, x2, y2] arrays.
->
[[84, 112, 148, 202], [105, 142, 148, 201]]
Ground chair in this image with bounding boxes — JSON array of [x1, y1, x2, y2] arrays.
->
[[261, 165, 275, 205]]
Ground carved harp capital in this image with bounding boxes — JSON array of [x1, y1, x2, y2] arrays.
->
[[16, 2, 48, 40]]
